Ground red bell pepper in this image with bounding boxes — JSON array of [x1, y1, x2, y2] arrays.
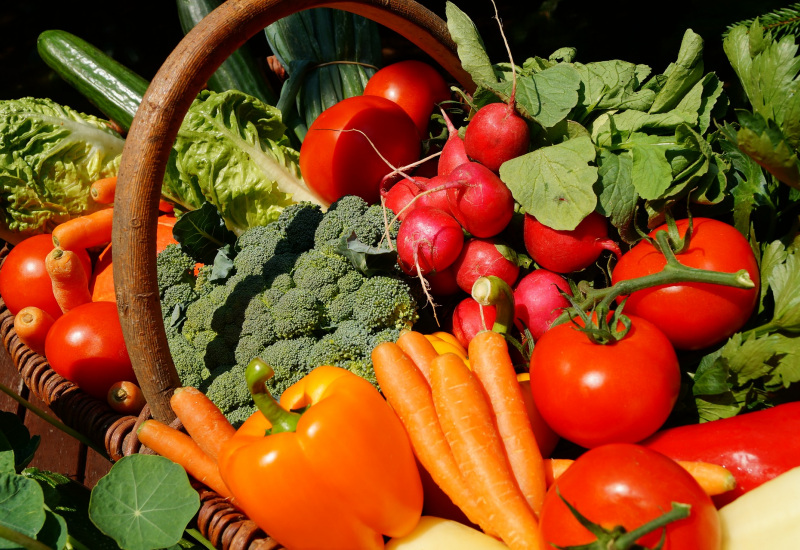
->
[[217, 359, 423, 550], [640, 402, 800, 507]]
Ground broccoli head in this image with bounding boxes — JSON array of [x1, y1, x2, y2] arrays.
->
[[258, 336, 316, 398], [351, 275, 419, 331], [201, 363, 256, 427], [156, 244, 196, 294], [272, 287, 324, 339]]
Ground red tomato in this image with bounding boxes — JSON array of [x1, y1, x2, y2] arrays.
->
[[539, 443, 721, 550], [0, 234, 92, 319], [611, 217, 759, 350], [363, 60, 451, 138], [529, 314, 680, 448], [44, 301, 136, 400], [299, 95, 421, 205]]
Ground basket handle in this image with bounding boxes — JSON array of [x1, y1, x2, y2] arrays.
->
[[112, 0, 472, 422]]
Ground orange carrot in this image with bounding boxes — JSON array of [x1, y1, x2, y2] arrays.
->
[[430, 352, 541, 550], [545, 458, 736, 497], [137, 419, 232, 499], [677, 460, 737, 496], [170, 387, 236, 461], [107, 381, 146, 415], [469, 330, 547, 516], [52, 207, 114, 251], [396, 330, 440, 383], [371, 342, 494, 534], [89, 177, 118, 204], [45, 248, 92, 313], [13, 306, 55, 356]]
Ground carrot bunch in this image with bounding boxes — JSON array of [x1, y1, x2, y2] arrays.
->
[[137, 387, 237, 500], [372, 330, 547, 549]]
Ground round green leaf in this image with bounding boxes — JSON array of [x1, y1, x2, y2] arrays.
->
[[89, 455, 200, 550], [0, 472, 46, 548]]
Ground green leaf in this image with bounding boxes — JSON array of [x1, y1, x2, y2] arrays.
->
[[172, 202, 238, 266], [649, 29, 706, 114], [595, 149, 638, 243], [630, 134, 673, 200], [572, 60, 655, 120], [0, 413, 39, 474], [767, 247, 800, 332], [737, 110, 800, 189], [0, 472, 46, 547], [445, 1, 496, 85], [500, 136, 598, 231], [89, 455, 200, 550], [492, 64, 582, 128], [336, 232, 398, 276], [35, 510, 67, 550]]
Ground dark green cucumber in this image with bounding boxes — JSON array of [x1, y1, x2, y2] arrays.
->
[[176, 0, 277, 105], [37, 29, 148, 132]]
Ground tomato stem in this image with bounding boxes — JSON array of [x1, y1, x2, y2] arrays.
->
[[552, 229, 755, 331]]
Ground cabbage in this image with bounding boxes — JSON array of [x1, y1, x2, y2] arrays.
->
[[163, 89, 323, 235], [0, 97, 123, 237]]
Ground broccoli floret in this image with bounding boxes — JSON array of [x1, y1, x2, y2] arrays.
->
[[351, 203, 397, 247], [193, 264, 218, 296], [292, 248, 352, 301], [157, 244, 196, 294], [273, 202, 324, 252], [167, 332, 211, 389], [258, 336, 316, 398], [201, 363, 256, 427], [351, 275, 419, 331], [272, 288, 324, 339], [313, 195, 370, 248]]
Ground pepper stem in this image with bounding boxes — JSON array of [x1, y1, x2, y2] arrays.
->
[[245, 358, 302, 434]]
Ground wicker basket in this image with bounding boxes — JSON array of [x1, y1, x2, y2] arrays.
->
[[1, 1, 472, 548]]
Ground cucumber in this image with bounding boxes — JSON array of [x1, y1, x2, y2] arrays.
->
[[176, 0, 277, 105], [37, 29, 148, 132]]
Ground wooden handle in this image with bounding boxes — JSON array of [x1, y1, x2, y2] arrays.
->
[[112, 0, 470, 422]]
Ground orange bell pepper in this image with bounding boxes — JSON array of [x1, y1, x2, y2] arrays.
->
[[217, 359, 424, 550]]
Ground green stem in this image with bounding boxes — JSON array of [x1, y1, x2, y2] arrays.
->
[[184, 528, 217, 550], [552, 229, 755, 328], [614, 502, 690, 549], [245, 358, 302, 434], [0, 382, 110, 461], [0, 524, 52, 550], [471, 275, 515, 335], [66, 535, 92, 550]]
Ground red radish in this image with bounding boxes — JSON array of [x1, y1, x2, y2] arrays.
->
[[462, 2, 530, 173], [523, 212, 622, 273], [426, 265, 461, 297], [396, 206, 465, 277], [446, 161, 515, 238], [382, 176, 423, 221], [437, 108, 470, 177], [416, 175, 452, 213], [450, 297, 497, 349], [513, 269, 573, 341], [451, 237, 520, 295]]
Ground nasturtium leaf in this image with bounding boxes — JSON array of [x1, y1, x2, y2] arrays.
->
[[500, 136, 597, 231], [0, 412, 40, 474], [0, 472, 46, 548], [629, 135, 673, 200], [89, 455, 200, 550], [445, 1, 496, 85]]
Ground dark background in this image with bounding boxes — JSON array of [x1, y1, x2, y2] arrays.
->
[[0, 0, 788, 117]]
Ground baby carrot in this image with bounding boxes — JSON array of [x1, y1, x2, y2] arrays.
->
[[107, 381, 146, 415], [52, 207, 114, 251], [13, 306, 55, 356], [469, 330, 547, 515], [89, 176, 118, 204], [45, 247, 92, 314], [430, 352, 541, 550], [170, 387, 236, 461], [396, 330, 440, 383], [371, 342, 494, 534], [137, 419, 232, 499]]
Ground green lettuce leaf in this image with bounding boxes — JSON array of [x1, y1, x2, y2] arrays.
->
[[0, 97, 123, 236], [163, 89, 318, 235]]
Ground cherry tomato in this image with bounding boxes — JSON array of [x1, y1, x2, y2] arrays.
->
[[363, 60, 451, 138], [44, 301, 136, 400], [539, 443, 721, 550], [529, 314, 680, 448], [299, 95, 421, 205], [0, 234, 92, 319], [611, 217, 760, 350]]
